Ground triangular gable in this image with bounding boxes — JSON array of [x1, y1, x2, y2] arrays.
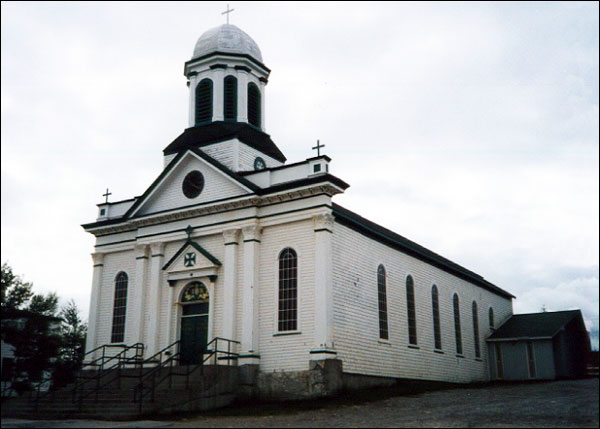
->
[[163, 239, 222, 272], [127, 148, 259, 218]]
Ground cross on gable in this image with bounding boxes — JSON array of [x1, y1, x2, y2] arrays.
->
[[103, 188, 112, 204], [312, 140, 325, 157], [184, 252, 196, 267]]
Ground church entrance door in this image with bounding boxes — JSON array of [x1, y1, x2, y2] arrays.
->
[[179, 282, 210, 366]]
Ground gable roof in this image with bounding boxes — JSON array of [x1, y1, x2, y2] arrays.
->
[[162, 239, 222, 271], [125, 148, 260, 218], [332, 203, 514, 299], [163, 122, 287, 163], [487, 310, 584, 341]]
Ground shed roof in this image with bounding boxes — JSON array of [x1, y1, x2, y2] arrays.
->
[[487, 310, 583, 341]]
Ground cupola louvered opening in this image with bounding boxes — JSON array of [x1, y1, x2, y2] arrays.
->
[[195, 78, 213, 125], [223, 75, 237, 121], [247, 82, 261, 128]]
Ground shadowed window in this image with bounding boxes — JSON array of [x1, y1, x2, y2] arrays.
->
[[111, 272, 128, 343], [195, 78, 213, 125], [453, 293, 462, 355], [278, 248, 298, 331], [406, 276, 417, 345], [472, 301, 481, 358], [377, 265, 389, 340], [247, 82, 261, 128], [489, 307, 495, 330], [432, 285, 442, 350], [224, 75, 237, 121]]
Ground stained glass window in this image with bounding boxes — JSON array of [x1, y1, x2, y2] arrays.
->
[[406, 275, 417, 345], [432, 285, 442, 350], [453, 294, 463, 355]]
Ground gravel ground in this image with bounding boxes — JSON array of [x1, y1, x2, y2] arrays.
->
[[2, 378, 598, 428]]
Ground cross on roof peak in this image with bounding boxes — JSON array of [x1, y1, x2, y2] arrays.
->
[[102, 188, 112, 204], [312, 140, 325, 157], [222, 4, 234, 24]]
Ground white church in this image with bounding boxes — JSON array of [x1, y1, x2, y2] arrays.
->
[[82, 23, 515, 397]]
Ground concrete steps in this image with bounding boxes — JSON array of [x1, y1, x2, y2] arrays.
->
[[1, 365, 239, 420]]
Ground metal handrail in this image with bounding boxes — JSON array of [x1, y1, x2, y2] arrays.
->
[[72, 343, 144, 407], [134, 337, 240, 413]]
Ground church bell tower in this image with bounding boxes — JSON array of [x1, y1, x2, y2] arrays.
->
[[184, 24, 269, 132]]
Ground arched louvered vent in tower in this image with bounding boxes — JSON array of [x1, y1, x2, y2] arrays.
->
[[195, 78, 213, 125], [247, 82, 261, 128], [224, 75, 238, 122]]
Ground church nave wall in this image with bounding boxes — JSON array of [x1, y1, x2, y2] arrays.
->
[[331, 222, 513, 383], [258, 218, 316, 372]]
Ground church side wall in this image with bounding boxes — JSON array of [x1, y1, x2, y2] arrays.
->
[[258, 218, 315, 372], [331, 222, 513, 383]]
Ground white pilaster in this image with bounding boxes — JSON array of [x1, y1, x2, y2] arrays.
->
[[213, 68, 225, 122], [222, 229, 240, 341], [259, 80, 266, 132], [239, 224, 261, 364], [130, 245, 149, 348], [237, 70, 249, 124], [188, 74, 197, 128], [85, 252, 104, 357], [147, 242, 165, 356], [311, 213, 336, 359]]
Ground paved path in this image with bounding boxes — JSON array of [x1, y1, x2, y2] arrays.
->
[[3, 379, 598, 428]]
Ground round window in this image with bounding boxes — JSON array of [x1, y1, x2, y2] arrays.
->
[[254, 156, 266, 171], [182, 171, 205, 199]]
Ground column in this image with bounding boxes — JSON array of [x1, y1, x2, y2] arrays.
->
[[222, 229, 240, 341], [85, 252, 104, 357], [129, 245, 149, 348], [239, 224, 261, 365], [237, 70, 248, 123], [213, 68, 225, 121], [146, 242, 165, 356], [311, 213, 337, 360]]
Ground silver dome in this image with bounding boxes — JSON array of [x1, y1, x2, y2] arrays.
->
[[192, 24, 263, 62]]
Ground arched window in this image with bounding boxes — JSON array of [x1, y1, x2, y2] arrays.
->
[[431, 285, 442, 350], [453, 293, 462, 355], [489, 307, 495, 330], [111, 272, 128, 343], [195, 78, 213, 125], [247, 82, 261, 128], [406, 275, 417, 345], [278, 248, 297, 331], [472, 301, 481, 358], [377, 265, 389, 340], [223, 75, 237, 121]]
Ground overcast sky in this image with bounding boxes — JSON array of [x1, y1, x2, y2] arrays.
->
[[2, 2, 598, 347]]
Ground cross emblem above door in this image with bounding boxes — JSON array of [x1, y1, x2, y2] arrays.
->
[[184, 252, 196, 267]]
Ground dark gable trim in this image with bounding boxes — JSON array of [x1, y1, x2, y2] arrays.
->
[[162, 239, 222, 271], [184, 51, 271, 74], [332, 203, 514, 300], [162, 122, 286, 163]]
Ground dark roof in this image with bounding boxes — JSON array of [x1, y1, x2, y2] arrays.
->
[[163, 122, 287, 163], [487, 310, 583, 341], [332, 203, 514, 299]]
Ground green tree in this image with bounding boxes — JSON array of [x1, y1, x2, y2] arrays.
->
[[59, 299, 87, 365], [1, 263, 33, 311]]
